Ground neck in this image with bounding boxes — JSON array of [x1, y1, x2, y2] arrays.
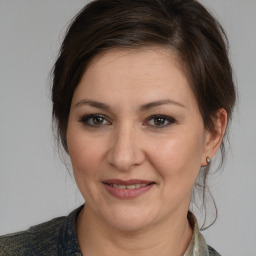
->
[[77, 206, 193, 256]]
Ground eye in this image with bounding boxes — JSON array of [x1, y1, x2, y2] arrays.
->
[[79, 114, 111, 127], [146, 115, 176, 128]]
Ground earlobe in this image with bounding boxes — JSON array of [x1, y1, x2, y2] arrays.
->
[[206, 156, 211, 165], [201, 108, 228, 166]]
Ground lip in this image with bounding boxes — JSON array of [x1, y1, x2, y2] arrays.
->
[[102, 179, 155, 199], [103, 179, 153, 186]]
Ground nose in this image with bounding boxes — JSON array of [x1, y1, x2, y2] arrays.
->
[[107, 123, 145, 171]]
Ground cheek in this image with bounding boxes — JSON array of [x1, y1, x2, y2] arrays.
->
[[146, 133, 205, 210], [67, 128, 104, 178], [66, 129, 107, 202], [147, 130, 205, 185]]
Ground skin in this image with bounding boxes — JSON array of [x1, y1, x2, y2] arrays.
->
[[66, 47, 227, 256]]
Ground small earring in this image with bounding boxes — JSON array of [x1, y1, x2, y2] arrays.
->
[[206, 156, 211, 165]]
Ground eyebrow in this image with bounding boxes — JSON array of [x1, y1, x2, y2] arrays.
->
[[74, 100, 111, 111], [73, 99, 185, 111], [139, 99, 185, 111]]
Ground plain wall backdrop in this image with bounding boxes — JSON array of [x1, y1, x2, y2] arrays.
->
[[0, 1, 255, 255]]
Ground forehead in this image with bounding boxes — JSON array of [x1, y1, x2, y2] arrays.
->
[[72, 47, 197, 109], [89, 47, 183, 76]]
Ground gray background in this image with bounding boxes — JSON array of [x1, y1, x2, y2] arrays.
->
[[0, 1, 255, 255]]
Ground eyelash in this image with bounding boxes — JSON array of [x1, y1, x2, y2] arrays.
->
[[79, 114, 111, 127], [79, 114, 176, 128], [146, 115, 176, 128]]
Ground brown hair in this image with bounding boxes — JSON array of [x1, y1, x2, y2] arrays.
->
[[51, 0, 236, 229]]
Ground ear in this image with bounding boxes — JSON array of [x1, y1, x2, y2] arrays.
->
[[201, 108, 228, 166]]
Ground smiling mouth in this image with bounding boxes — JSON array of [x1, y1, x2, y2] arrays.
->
[[102, 179, 155, 199], [102, 179, 155, 188], [110, 183, 148, 189]]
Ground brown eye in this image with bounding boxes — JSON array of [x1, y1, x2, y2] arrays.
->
[[147, 115, 176, 128], [80, 114, 111, 127], [92, 116, 104, 125], [154, 117, 166, 126]]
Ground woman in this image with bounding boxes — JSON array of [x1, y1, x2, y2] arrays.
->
[[0, 0, 236, 255]]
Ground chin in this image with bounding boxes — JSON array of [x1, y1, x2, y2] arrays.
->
[[102, 205, 157, 232], [109, 217, 153, 232]]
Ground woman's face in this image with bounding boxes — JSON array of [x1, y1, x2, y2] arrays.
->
[[67, 48, 211, 231]]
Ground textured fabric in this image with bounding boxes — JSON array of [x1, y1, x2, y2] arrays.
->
[[184, 212, 221, 256], [0, 206, 221, 256], [0, 206, 83, 256]]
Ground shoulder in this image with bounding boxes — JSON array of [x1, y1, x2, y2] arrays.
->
[[0, 216, 65, 256], [208, 245, 222, 256]]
